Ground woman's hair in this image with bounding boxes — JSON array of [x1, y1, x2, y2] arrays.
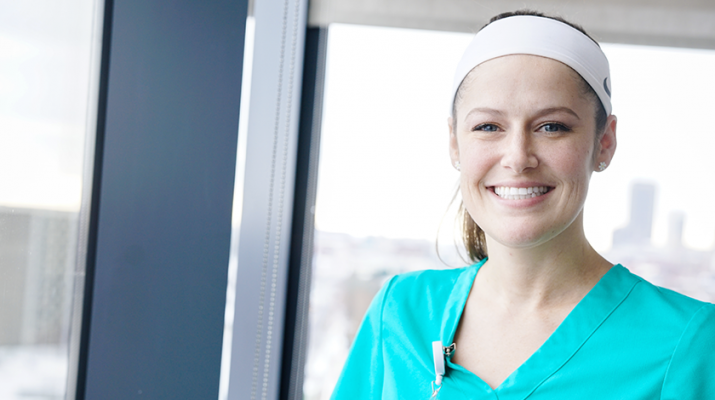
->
[[452, 10, 609, 263]]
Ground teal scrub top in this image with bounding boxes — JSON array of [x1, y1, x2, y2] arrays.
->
[[331, 260, 715, 399]]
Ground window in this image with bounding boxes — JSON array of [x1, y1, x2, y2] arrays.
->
[[303, 24, 715, 399], [0, 0, 101, 398]]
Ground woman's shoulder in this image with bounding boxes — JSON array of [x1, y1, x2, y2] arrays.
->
[[389, 264, 474, 288], [616, 264, 714, 326], [373, 264, 479, 330], [380, 263, 479, 304]]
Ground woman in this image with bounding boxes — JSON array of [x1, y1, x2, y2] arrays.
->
[[331, 11, 715, 399]]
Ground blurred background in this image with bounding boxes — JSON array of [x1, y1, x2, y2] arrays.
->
[[1, 0, 714, 399]]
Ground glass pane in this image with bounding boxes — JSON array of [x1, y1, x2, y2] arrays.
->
[[303, 24, 470, 400], [0, 1, 101, 398], [304, 23, 715, 399]]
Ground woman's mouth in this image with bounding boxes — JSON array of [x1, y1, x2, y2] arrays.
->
[[493, 186, 552, 200]]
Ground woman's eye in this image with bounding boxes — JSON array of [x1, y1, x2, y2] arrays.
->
[[473, 123, 499, 132], [541, 123, 570, 133]]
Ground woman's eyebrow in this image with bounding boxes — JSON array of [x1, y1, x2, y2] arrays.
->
[[465, 107, 580, 120], [465, 107, 505, 119], [535, 107, 581, 120]]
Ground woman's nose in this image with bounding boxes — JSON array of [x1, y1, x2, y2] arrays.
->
[[500, 131, 537, 173]]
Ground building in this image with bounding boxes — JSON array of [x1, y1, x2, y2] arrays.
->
[[0, 207, 77, 345]]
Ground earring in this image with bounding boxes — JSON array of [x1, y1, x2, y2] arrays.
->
[[454, 161, 461, 171], [598, 162, 607, 172]]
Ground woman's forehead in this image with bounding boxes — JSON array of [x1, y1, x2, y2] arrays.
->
[[467, 54, 579, 85], [458, 55, 589, 109]]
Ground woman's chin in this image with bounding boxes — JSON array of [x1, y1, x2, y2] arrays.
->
[[485, 227, 564, 251]]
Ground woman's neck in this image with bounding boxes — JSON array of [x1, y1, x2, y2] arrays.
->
[[477, 219, 612, 311]]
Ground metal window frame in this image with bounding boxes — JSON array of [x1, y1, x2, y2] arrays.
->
[[71, 0, 329, 398], [278, 26, 328, 400], [223, 0, 314, 398]]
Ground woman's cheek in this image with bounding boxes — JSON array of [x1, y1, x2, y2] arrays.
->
[[460, 139, 498, 171], [545, 141, 592, 173]]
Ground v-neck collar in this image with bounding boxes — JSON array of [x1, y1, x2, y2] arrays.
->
[[439, 262, 641, 399]]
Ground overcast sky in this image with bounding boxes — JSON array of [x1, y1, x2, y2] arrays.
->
[[0, 0, 95, 211]]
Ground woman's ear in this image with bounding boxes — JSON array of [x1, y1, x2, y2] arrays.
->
[[448, 116, 460, 167], [596, 115, 617, 171]]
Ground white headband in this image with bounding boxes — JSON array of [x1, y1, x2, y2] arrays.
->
[[451, 15, 612, 115]]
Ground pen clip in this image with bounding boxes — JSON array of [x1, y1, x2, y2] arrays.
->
[[432, 341, 445, 384]]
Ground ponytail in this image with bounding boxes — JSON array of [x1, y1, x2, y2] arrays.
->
[[458, 201, 488, 262]]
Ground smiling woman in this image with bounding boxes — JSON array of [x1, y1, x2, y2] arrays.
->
[[329, 10, 715, 400]]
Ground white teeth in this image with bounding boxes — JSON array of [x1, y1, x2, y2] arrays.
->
[[494, 186, 550, 200]]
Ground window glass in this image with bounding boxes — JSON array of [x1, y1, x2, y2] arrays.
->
[[303, 23, 715, 399], [0, 1, 100, 398]]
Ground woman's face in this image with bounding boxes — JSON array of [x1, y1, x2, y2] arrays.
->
[[449, 54, 616, 250]]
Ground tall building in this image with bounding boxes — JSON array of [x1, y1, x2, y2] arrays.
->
[[667, 211, 685, 249], [613, 182, 656, 247]]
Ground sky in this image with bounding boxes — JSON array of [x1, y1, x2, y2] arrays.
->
[[313, 24, 715, 252], [0, 0, 96, 212]]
